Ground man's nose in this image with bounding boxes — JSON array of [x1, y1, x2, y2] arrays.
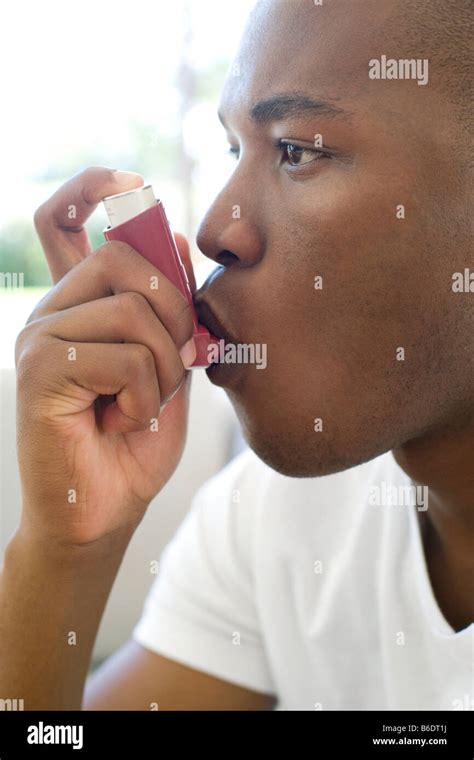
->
[[195, 183, 265, 269]]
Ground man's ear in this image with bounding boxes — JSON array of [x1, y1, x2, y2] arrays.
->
[[174, 232, 197, 293]]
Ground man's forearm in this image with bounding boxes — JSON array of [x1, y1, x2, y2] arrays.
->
[[0, 525, 132, 710]]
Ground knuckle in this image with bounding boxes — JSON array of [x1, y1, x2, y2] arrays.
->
[[106, 239, 135, 259], [14, 329, 28, 368], [14, 323, 33, 361], [14, 321, 46, 368], [15, 334, 48, 379], [119, 291, 150, 319], [96, 240, 136, 270], [128, 344, 156, 377], [25, 290, 51, 325], [77, 165, 114, 190], [33, 202, 49, 232], [81, 165, 108, 181], [79, 164, 115, 180]]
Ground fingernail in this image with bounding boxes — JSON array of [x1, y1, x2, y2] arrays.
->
[[179, 338, 197, 369], [113, 170, 143, 187]]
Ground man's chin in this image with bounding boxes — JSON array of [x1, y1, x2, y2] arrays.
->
[[240, 426, 380, 479], [226, 388, 399, 478]]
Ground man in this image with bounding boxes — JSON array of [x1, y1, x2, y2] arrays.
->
[[0, 0, 472, 710]]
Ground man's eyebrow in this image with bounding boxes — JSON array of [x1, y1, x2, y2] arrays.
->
[[218, 93, 347, 127]]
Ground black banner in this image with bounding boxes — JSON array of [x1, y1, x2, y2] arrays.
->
[[0, 710, 471, 757]]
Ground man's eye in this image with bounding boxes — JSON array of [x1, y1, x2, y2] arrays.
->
[[282, 142, 324, 167], [226, 142, 327, 167]]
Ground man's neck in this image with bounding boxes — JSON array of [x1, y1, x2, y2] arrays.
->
[[393, 419, 474, 632]]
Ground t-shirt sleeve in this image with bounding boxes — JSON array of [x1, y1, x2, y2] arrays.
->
[[132, 449, 276, 696]]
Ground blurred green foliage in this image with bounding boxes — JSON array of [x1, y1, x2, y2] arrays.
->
[[0, 221, 51, 287], [0, 215, 113, 288]]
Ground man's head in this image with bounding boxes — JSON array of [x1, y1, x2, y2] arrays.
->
[[195, 0, 473, 477]]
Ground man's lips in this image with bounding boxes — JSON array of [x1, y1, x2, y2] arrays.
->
[[194, 298, 239, 346]]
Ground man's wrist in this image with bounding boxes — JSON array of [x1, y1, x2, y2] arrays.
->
[[7, 520, 134, 570]]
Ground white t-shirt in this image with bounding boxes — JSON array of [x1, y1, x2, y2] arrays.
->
[[132, 448, 473, 710]]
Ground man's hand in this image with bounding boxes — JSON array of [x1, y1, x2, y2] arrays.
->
[[16, 166, 197, 546]]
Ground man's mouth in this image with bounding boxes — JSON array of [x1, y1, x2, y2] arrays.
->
[[194, 298, 239, 347], [195, 295, 264, 384]]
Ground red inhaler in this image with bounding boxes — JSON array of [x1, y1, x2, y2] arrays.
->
[[102, 184, 217, 368]]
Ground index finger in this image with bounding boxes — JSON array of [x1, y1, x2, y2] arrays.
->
[[34, 166, 143, 284]]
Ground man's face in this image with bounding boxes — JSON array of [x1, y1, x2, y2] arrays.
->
[[195, 0, 473, 477]]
